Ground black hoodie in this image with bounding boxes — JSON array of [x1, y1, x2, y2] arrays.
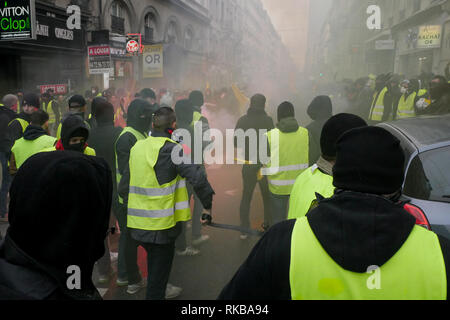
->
[[306, 96, 332, 166], [0, 151, 112, 300], [218, 191, 450, 300]]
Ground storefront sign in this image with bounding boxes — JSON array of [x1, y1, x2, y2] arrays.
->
[[417, 25, 442, 49], [143, 44, 163, 78], [375, 40, 395, 50], [33, 14, 83, 50], [0, 0, 36, 41], [40, 84, 67, 95], [88, 45, 111, 74]]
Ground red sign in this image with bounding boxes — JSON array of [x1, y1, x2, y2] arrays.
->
[[88, 46, 111, 56], [40, 84, 68, 95]]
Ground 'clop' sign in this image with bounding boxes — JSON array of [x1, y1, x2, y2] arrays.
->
[[0, 0, 36, 41]]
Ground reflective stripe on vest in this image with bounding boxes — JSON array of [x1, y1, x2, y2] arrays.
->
[[262, 127, 309, 195], [369, 87, 388, 121], [290, 217, 447, 300], [287, 165, 334, 219], [127, 136, 191, 231], [397, 92, 417, 119], [40, 146, 96, 156], [115, 127, 148, 204], [12, 135, 57, 169], [43, 101, 56, 124]]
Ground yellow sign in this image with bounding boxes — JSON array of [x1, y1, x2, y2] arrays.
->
[[143, 45, 163, 78], [417, 25, 442, 49]]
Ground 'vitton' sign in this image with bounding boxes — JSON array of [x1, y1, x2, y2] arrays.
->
[[0, 0, 36, 41]]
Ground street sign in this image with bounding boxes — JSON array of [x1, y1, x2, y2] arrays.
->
[[39, 84, 67, 95], [88, 45, 111, 74], [375, 40, 395, 50], [417, 25, 442, 49], [0, 0, 36, 41], [143, 44, 163, 78]]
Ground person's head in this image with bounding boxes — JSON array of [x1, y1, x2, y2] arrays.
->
[[8, 151, 111, 290], [409, 79, 420, 93], [174, 99, 194, 126], [92, 97, 114, 125], [320, 113, 368, 163], [250, 94, 266, 109], [30, 109, 50, 132], [375, 73, 390, 91], [22, 93, 40, 115], [91, 86, 99, 95], [2, 94, 19, 111], [277, 101, 295, 122], [139, 88, 157, 105], [61, 115, 90, 153], [41, 92, 51, 103], [400, 80, 410, 95], [429, 75, 448, 100], [333, 127, 405, 198], [189, 90, 204, 108], [152, 106, 177, 133], [307, 95, 332, 121], [127, 98, 154, 133], [68, 95, 87, 113]]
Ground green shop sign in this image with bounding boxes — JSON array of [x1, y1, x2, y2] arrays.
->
[[0, 0, 36, 41]]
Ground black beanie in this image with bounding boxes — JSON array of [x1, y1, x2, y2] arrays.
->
[[333, 127, 405, 195], [320, 113, 368, 158], [250, 94, 266, 109], [277, 101, 295, 122], [22, 93, 40, 109], [189, 90, 204, 107], [69, 95, 86, 109]]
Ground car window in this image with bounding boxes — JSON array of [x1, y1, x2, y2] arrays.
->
[[403, 146, 450, 203]]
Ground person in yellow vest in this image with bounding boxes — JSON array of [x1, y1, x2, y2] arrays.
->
[[261, 102, 309, 225], [42, 115, 95, 156], [8, 93, 40, 144], [368, 73, 397, 124], [219, 126, 450, 300], [118, 107, 215, 300], [9, 110, 57, 175], [288, 113, 367, 220], [395, 79, 420, 120], [56, 95, 90, 140], [41, 92, 60, 137]]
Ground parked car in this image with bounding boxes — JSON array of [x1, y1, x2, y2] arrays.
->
[[378, 115, 450, 240]]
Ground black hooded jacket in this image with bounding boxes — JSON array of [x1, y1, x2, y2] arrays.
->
[[0, 106, 17, 153], [218, 191, 450, 300], [306, 96, 332, 166], [23, 125, 48, 141], [0, 151, 112, 300], [7, 112, 31, 148]]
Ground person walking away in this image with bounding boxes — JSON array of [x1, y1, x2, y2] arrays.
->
[[235, 94, 274, 237], [139, 88, 159, 117], [306, 96, 333, 166], [43, 115, 96, 156], [368, 74, 397, 124], [118, 107, 215, 300], [56, 95, 90, 140], [88, 99, 123, 284], [0, 95, 18, 223], [9, 110, 56, 175], [288, 113, 367, 220], [0, 151, 112, 299], [219, 126, 450, 300], [114, 99, 153, 291], [41, 92, 60, 136], [261, 102, 308, 224]]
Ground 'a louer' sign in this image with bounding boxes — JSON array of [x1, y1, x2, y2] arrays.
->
[[0, 0, 36, 41]]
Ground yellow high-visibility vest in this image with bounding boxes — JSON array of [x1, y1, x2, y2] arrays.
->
[[290, 217, 447, 300], [12, 135, 57, 169], [288, 165, 334, 219], [369, 87, 388, 122], [261, 127, 309, 195], [9, 118, 29, 134], [115, 127, 148, 204], [127, 136, 191, 231], [41, 146, 96, 156], [43, 100, 57, 125], [397, 92, 417, 119]]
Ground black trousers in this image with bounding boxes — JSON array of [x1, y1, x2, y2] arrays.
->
[[239, 165, 272, 230]]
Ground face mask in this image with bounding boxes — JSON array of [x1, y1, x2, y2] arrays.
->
[[66, 142, 85, 153], [400, 87, 407, 94]]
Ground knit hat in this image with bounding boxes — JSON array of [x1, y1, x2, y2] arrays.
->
[[307, 96, 332, 120], [277, 101, 295, 122], [320, 113, 368, 159], [250, 94, 266, 109], [333, 126, 405, 195], [189, 90, 204, 107], [22, 93, 40, 109], [68, 95, 86, 109]]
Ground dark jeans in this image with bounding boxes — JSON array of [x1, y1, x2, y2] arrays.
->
[[269, 192, 290, 226], [176, 182, 204, 250], [115, 203, 140, 282], [0, 152, 11, 217], [240, 165, 272, 230]]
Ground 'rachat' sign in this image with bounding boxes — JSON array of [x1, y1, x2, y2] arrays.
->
[[0, 0, 36, 41]]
